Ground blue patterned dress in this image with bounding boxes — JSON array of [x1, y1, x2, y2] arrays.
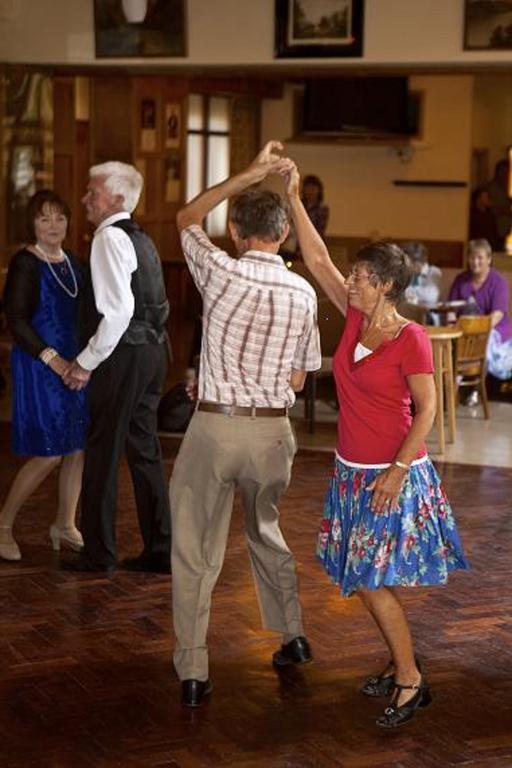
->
[[10, 257, 89, 456]]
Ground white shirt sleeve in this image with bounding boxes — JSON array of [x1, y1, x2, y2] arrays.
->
[[76, 227, 137, 371]]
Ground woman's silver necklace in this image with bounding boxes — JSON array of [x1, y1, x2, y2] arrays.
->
[[34, 243, 78, 299]]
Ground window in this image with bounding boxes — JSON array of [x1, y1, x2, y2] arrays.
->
[[186, 94, 230, 236]]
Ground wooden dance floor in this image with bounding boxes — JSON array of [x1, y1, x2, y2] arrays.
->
[[1, 426, 512, 767]]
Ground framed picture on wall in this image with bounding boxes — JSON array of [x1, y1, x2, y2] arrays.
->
[[165, 102, 181, 149], [274, 0, 364, 58], [139, 98, 158, 152], [165, 154, 181, 203], [464, 0, 512, 50], [94, 0, 187, 58]]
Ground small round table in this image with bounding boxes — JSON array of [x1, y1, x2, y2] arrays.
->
[[426, 326, 463, 455]]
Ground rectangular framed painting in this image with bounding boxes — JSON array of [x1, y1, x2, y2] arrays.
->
[[275, 0, 364, 58], [464, 0, 512, 50], [94, 0, 187, 58]]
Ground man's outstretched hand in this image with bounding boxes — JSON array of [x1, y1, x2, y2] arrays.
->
[[63, 360, 91, 391]]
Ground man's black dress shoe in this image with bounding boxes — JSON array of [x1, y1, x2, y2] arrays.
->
[[121, 553, 170, 574], [272, 636, 313, 667], [181, 679, 213, 708], [60, 554, 116, 577]]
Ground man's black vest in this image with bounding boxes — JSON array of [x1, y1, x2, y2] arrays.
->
[[83, 218, 170, 347]]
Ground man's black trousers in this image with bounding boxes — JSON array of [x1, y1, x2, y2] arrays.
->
[[81, 343, 171, 568]]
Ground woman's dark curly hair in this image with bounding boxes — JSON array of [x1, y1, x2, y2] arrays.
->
[[354, 241, 413, 304]]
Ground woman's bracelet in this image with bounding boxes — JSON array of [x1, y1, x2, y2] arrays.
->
[[393, 460, 410, 470], [39, 347, 58, 365]]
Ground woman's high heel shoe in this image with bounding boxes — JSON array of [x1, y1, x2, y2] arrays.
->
[[361, 663, 395, 697], [0, 526, 21, 561], [361, 656, 422, 698], [375, 678, 432, 728], [49, 525, 84, 552]]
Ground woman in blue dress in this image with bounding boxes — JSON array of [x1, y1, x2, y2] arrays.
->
[[0, 190, 89, 561]]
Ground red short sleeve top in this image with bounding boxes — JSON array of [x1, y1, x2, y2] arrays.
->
[[333, 306, 434, 464]]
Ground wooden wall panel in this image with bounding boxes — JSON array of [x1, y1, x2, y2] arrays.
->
[[161, 220, 181, 262], [92, 78, 132, 164], [53, 76, 91, 259], [230, 97, 260, 176], [53, 78, 74, 154], [142, 156, 161, 217], [0, 71, 6, 269], [131, 76, 187, 262], [73, 119, 91, 260], [53, 154, 73, 211], [162, 262, 200, 376]]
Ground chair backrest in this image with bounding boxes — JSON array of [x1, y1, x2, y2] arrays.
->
[[455, 314, 492, 368], [317, 296, 345, 357], [398, 301, 428, 325]]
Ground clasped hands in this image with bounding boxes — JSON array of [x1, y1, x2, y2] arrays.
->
[[247, 140, 300, 193], [49, 355, 90, 391]]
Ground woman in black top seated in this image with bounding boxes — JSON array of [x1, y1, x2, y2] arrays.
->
[[0, 190, 88, 562]]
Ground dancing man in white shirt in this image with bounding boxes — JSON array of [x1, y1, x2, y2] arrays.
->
[[62, 162, 171, 575]]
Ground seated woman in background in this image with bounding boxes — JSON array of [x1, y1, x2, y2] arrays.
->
[[448, 238, 512, 381], [0, 190, 89, 562]]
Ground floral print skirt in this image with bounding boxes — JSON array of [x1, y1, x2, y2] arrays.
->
[[316, 456, 469, 597]]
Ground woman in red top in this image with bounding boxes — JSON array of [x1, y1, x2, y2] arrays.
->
[[282, 161, 468, 729]]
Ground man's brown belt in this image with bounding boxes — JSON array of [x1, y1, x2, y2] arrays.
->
[[197, 402, 287, 418]]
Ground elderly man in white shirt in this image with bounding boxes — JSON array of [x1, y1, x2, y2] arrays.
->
[[62, 162, 171, 575]]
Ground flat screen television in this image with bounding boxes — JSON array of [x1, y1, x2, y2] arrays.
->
[[301, 77, 415, 137]]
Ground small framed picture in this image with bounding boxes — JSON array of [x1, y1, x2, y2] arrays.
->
[[165, 102, 181, 149], [275, 0, 364, 59], [464, 0, 512, 50], [140, 98, 157, 152], [165, 154, 181, 203]]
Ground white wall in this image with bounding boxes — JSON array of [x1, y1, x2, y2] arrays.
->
[[2, 0, 512, 66], [262, 76, 473, 241]]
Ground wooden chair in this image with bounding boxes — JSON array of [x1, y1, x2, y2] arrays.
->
[[398, 301, 428, 325], [454, 315, 493, 420], [304, 297, 345, 432]]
